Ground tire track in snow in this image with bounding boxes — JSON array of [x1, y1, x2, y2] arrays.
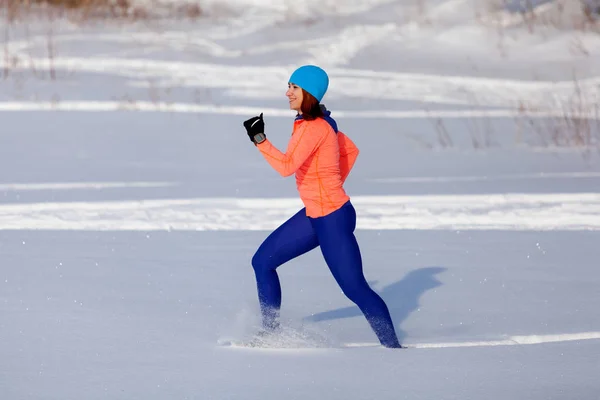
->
[[2, 193, 600, 231], [371, 172, 600, 183], [1, 100, 598, 120], [0, 182, 177, 191], [343, 331, 600, 349]]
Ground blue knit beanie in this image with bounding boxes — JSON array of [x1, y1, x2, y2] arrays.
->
[[288, 65, 329, 102]]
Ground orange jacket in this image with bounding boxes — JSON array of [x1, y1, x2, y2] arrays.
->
[[256, 117, 359, 218]]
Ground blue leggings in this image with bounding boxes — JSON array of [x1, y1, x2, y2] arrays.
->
[[251, 201, 400, 348]]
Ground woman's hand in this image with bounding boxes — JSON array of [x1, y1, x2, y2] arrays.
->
[[243, 113, 266, 144]]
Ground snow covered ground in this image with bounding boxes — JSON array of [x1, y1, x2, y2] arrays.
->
[[1, 1, 600, 399]]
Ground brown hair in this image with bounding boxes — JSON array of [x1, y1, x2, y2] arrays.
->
[[300, 89, 324, 120]]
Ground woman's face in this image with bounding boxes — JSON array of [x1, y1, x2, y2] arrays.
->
[[286, 83, 303, 112]]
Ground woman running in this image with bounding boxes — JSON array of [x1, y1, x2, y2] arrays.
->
[[242, 65, 402, 348]]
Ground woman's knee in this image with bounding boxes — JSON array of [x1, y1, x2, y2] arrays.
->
[[251, 249, 273, 274]]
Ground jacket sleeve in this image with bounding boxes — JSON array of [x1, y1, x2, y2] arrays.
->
[[337, 131, 359, 183], [256, 123, 326, 177]]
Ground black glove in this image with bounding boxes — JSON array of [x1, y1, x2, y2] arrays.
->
[[243, 113, 266, 144]]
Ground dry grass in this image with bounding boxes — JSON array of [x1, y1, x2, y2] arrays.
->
[[1, 0, 204, 23], [2, 0, 129, 22], [514, 74, 600, 155], [477, 0, 600, 34]]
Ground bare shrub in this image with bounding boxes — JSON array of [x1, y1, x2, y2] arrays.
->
[[433, 117, 454, 148], [514, 74, 600, 154]]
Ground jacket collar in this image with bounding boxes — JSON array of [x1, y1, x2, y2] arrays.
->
[[294, 104, 338, 133]]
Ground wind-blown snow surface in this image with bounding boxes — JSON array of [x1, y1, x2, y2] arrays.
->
[[1, 1, 600, 399]]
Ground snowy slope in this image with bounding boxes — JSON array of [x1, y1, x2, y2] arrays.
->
[[1, 1, 600, 399]]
